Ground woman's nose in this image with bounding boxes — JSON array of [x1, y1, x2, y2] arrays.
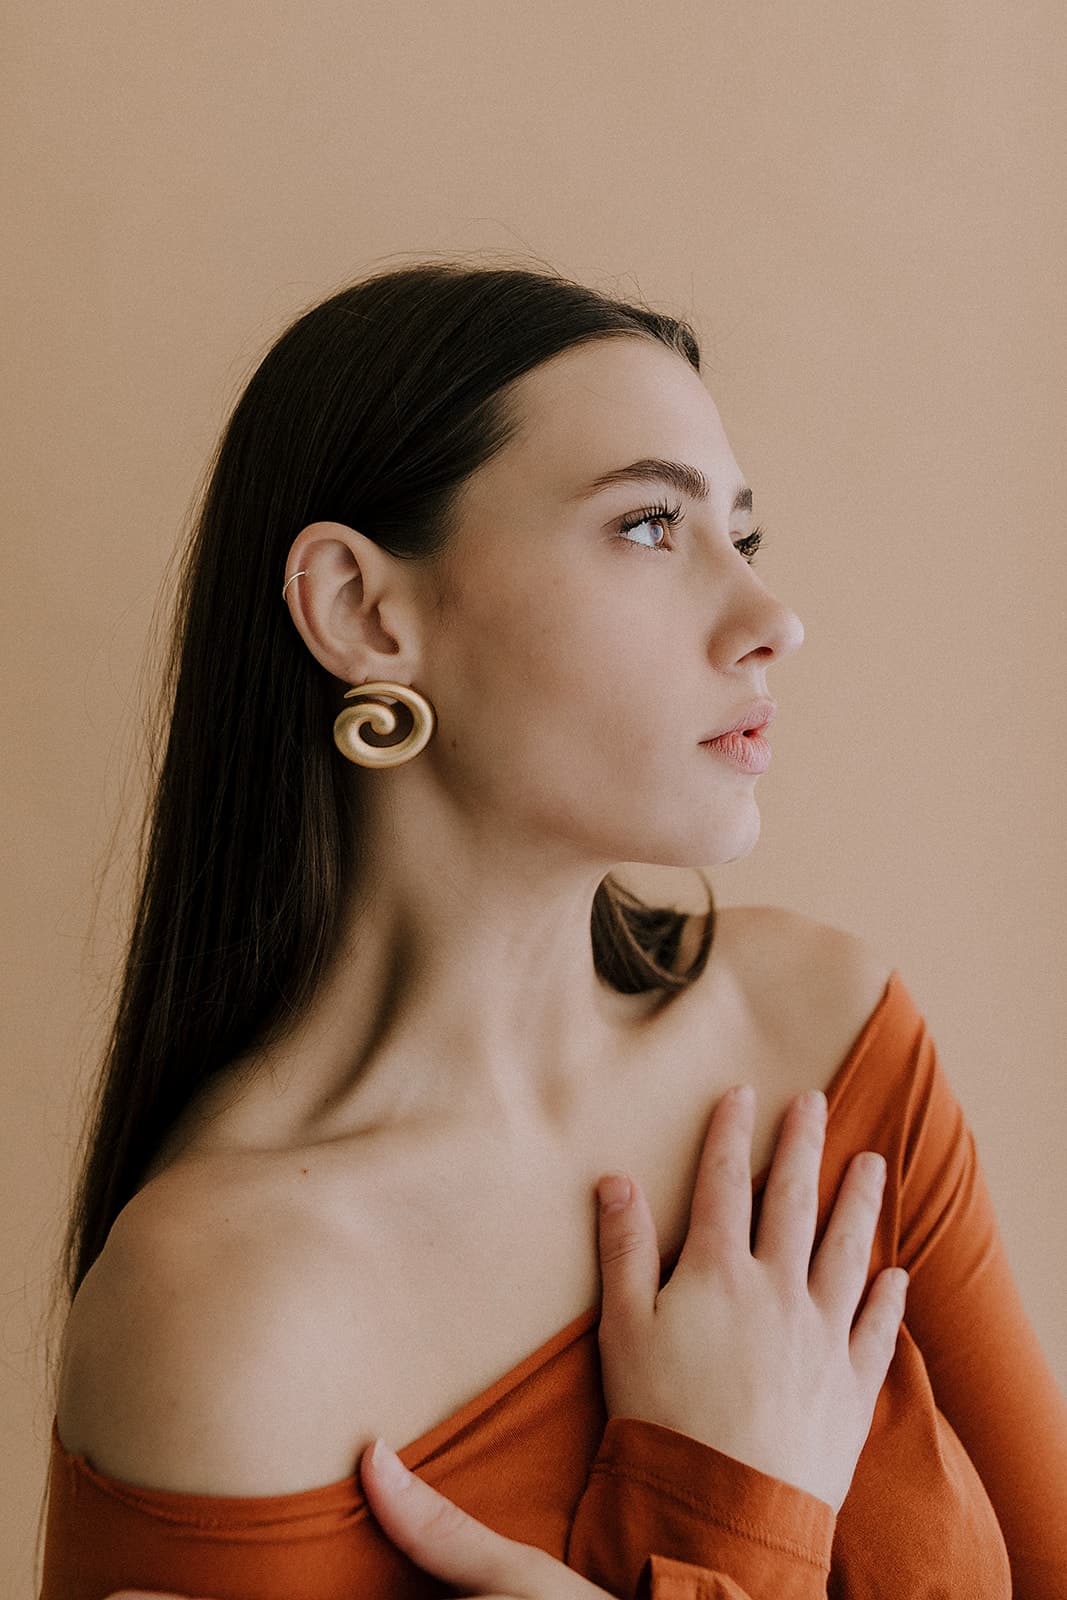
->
[[716, 582, 805, 669], [765, 598, 805, 663]]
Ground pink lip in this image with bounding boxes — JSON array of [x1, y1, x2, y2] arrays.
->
[[702, 700, 777, 742], [699, 729, 772, 773]]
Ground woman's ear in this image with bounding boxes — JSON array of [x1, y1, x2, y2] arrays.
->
[[282, 521, 422, 687]]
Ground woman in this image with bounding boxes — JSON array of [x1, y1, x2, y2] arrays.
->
[[38, 261, 1067, 1598]]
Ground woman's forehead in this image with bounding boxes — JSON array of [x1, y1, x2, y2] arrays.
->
[[483, 342, 737, 510]]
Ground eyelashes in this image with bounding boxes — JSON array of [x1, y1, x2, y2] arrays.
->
[[615, 498, 766, 563]]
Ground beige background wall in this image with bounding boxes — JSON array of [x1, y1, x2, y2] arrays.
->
[[4, 2, 1064, 1590]]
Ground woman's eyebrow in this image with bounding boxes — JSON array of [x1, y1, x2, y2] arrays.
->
[[569, 458, 752, 514]]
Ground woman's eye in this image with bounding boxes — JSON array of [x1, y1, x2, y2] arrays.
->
[[615, 501, 768, 566], [615, 500, 682, 554], [618, 514, 670, 551], [734, 525, 766, 564]]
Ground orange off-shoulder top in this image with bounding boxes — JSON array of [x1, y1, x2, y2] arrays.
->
[[40, 971, 1067, 1598]]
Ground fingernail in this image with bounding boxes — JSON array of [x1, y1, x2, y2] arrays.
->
[[803, 1089, 827, 1119], [371, 1437, 410, 1486], [598, 1173, 631, 1211]]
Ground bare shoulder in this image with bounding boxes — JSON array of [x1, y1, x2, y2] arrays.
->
[[55, 1182, 377, 1495], [712, 903, 895, 1087]]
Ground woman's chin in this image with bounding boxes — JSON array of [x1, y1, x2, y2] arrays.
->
[[703, 808, 763, 867]]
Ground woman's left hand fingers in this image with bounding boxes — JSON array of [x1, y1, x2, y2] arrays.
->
[[360, 1436, 611, 1597], [102, 1437, 614, 1600]]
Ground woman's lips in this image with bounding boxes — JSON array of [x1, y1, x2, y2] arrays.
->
[[702, 700, 777, 742], [699, 728, 772, 773]]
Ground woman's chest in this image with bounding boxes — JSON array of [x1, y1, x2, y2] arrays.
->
[[146, 920, 889, 1473], [218, 986, 847, 1457]]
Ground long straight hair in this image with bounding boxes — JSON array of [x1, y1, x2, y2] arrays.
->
[[40, 257, 717, 1480]]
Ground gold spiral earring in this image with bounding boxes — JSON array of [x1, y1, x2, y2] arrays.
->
[[332, 681, 436, 768]]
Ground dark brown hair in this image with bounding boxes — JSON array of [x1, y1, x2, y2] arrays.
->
[[37, 253, 716, 1573]]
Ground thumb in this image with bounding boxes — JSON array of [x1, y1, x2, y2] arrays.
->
[[596, 1172, 658, 1327], [360, 1436, 552, 1594]]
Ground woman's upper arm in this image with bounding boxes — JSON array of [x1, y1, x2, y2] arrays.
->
[[56, 1196, 374, 1497], [894, 1023, 1067, 1598]]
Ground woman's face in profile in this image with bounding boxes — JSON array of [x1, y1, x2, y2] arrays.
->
[[419, 334, 806, 873]]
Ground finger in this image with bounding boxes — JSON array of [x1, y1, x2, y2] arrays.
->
[[596, 1170, 659, 1328], [360, 1438, 602, 1596], [807, 1150, 886, 1315], [360, 1437, 531, 1592], [752, 1090, 826, 1280], [677, 1083, 756, 1275], [849, 1265, 909, 1386]]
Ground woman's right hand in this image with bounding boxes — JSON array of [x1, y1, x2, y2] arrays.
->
[[595, 1082, 908, 1516]]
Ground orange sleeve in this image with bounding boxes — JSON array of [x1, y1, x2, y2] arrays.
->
[[890, 1005, 1067, 1599], [564, 1415, 834, 1600]]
